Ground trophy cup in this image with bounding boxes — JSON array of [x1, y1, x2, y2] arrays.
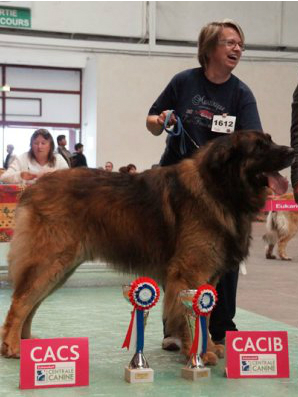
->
[[122, 277, 160, 383], [180, 285, 217, 381]]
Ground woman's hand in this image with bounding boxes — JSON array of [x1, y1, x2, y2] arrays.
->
[[146, 110, 177, 136], [20, 171, 38, 181], [157, 110, 177, 129]]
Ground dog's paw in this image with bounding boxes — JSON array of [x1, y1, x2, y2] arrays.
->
[[213, 343, 225, 358], [202, 351, 218, 366], [207, 338, 225, 359], [280, 256, 292, 261], [1, 342, 20, 358], [265, 252, 276, 259]]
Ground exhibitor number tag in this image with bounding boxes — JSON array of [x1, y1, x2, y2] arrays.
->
[[212, 115, 236, 133]]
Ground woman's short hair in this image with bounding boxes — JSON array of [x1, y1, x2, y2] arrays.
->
[[29, 129, 56, 167], [198, 20, 245, 70]]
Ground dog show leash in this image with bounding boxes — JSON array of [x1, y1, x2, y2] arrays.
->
[[163, 110, 200, 156]]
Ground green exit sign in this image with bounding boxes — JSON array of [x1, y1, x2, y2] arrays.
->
[[0, 6, 31, 29]]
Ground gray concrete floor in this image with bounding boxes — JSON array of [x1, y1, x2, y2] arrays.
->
[[237, 221, 298, 328]]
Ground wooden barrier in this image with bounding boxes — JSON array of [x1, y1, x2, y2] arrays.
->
[[0, 184, 24, 242]]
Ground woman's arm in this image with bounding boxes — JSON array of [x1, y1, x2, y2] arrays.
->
[[0, 156, 24, 184]]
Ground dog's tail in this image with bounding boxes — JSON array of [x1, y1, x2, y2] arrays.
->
[[263, 211, 278, 244]]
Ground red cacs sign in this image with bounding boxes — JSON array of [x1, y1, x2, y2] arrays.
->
[[225, 331, 289, 378], [20, 338, 89, 389]]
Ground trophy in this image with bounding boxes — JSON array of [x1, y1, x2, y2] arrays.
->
[[180, 285, 217, 381], [122, 277, 160, 383]]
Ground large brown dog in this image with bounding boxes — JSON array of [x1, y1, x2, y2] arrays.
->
[[263, 193, 298, 260], [1, 131, 294, 363]]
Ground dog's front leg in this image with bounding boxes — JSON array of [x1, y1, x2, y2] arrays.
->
[[162, 275, 190, 356], [163, 267, 220, 365], [205, 315, 225, 361]]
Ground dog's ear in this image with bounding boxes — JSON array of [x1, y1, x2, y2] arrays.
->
[[205, 140, 238, 173]]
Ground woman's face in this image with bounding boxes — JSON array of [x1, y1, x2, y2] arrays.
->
[[32, 135, 51, 159], [208, 27, 243, 73]]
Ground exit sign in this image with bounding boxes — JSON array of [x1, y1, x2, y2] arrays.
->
[[0, 6, 31, 29]]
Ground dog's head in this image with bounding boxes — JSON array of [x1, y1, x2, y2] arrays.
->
[[198, 130, 295, 211]]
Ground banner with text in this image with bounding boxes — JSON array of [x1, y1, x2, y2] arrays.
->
[[20, 337, 89, 389], [0, 6, 31, 29], [263, 199, 298, 212], [225, 331, 289, 378]]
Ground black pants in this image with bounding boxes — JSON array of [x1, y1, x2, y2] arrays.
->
[[209, 268, 239, 341]]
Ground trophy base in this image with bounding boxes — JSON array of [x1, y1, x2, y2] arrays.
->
[[181, 366, 211, 381], [125, 367, 154, 383]]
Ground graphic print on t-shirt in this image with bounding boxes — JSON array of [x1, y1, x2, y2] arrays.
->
[[183, 94, 226, 129]]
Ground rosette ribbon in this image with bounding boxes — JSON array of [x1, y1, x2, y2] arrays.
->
[[189, 284, 217, 356], [122, 277, 160, 352]]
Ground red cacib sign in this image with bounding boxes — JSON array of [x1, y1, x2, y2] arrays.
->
[[225, 331, 290, 378], [20, 337, 89, 389]]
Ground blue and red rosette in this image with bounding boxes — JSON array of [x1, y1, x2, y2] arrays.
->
[[128, 277, 160, 310], [190, 284, 218, 356], [122, 277, 160, 351]]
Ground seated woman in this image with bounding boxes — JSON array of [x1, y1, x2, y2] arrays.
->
[[0, 129, 69, 184]]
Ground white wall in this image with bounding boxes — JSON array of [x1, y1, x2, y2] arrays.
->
[[156, 1, 283, 45], [31, 1, 146, 38], [3, 1, 298, 47]]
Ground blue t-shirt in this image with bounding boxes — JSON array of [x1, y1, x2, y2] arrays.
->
[[148, 67, 262, 165]]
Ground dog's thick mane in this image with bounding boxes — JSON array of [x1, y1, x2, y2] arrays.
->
[[196, 133, 268, 212]]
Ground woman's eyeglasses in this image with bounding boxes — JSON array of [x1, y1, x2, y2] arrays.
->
[[218, 40, 245, 51]]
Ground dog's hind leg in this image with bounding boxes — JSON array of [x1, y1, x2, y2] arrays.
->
[[263, 212, 277, 259], [21, 301, 43, 340], [263, 231, 276, 259], [277, 235, 294, 260], [21, 265, 79, 340], [1, 258, 77, 358], [264, 241, 276, 259]]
